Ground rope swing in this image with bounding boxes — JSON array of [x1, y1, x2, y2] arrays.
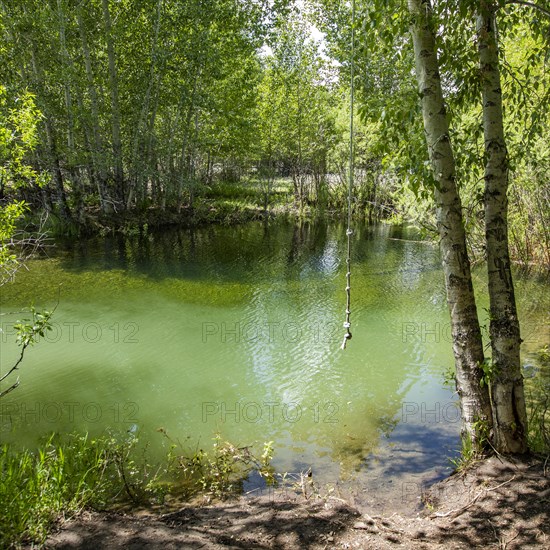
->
[[341, 0, 355, 351]]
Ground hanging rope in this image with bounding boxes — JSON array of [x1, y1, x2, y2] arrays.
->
[[341, 0, 355, 351]]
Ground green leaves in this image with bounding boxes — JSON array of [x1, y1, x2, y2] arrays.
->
[[256, 11, 338, 195], [0, 85, 47, 285], [0, 199, 27, 282], [479, 358, 499, 389], [13, 306, 54, 348], [0, 86, 45, 190], [0, 305, 55, 398]]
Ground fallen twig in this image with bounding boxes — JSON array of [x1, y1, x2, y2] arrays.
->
[[431, 476, 516, 520]]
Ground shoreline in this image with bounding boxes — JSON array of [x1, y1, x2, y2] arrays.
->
[[42, 454, 549, 549], [25, 204, 550, 273], [37, 202, 353, 238]]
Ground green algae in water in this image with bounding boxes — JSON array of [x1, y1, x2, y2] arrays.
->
[[0, 221, 548, 488]]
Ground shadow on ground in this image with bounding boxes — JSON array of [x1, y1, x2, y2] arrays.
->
[[45, 498, 360, 549], [44, 455, 549, 549]]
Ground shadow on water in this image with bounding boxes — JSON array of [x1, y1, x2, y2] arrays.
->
[[1, 218, 547, 510], [51, 220, 441, 282]]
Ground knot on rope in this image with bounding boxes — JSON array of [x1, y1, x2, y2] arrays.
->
[[341, 331, 352, 350]]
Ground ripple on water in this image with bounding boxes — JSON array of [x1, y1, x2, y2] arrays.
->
[[0, 220, 547, 508]]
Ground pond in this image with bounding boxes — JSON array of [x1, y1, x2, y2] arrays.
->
[[1, 219, 548, 510]]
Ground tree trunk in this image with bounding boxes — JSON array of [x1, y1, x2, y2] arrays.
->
[[177, 72, 200, 212], [44, 120, 71, 222], [29, 48, 71, 221], [408, 0, 492, 448], [57, 0, 74, 154], [77, 6, 111, 215], [102, 0, 124, 205], [477, 1, 528, 453], [127, 0, 163, 210]]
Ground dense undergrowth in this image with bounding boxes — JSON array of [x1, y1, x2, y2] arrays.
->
[[27, 174, 549, 271], [0, 431, 274, 548]]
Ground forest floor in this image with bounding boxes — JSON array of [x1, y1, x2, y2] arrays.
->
[[42, 454, 549, 549], [70, 194, 344, 236]]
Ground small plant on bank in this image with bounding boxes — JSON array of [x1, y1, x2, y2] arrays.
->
[[449, 434, 477, 473], [479, 359, 499, 392], [442, 365, 456, 389], [0, 305, 55, 398], [161, 431, 276, 501], [527, 394, 550, 454], [0, 433, 118, 546], [449, 418, 491, 472]]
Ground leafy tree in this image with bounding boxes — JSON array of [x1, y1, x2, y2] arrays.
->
[[257, 10, 338, 208], [407, 0, 493, 448], [0, 86, 47, 281], [476, 0, 528, 453], [0, 85, 52, 398], [0, 0, 283, 215], [310, 0, 548, 452]]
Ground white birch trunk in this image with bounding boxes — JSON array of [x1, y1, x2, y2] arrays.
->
[[77, 6, 111, 214], [57, 0, 74, 153], [477, 1, 528, 453], [127, 0, 163, 210], [408, 0, 493, 447]]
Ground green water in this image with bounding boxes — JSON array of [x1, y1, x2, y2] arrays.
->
[[0, 220, 548, 504]]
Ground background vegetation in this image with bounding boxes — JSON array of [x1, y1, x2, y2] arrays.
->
[[0, 0, 547, 266]]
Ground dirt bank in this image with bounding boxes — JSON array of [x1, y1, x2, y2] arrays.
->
[[43, 455, 548, 549]]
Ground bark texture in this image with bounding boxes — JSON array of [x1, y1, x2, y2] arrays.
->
[[477, 1, 528, 453], [77, 6, 111, 214], [408, 0, 493, 446], [102, 0, 124, 203]]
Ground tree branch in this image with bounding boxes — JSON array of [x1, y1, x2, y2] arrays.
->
[[506, 1, 550, 18], [0, 296, 58, 396], [0, 341, 29, 384], [0, 378, 20, 398]]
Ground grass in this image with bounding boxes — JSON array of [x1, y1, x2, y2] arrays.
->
[[0, 431, 274, 548], [449, 431, 482, 473], [0, 433, 117, 546], [162, 431, 275, 500], [204, 177, 293, 204], [526, 346, 550, 455]]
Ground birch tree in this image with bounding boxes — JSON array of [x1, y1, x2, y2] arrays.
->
[[311, 0, 537, 452], [407, 0, 493, 447], [477, 0, 529, 453]]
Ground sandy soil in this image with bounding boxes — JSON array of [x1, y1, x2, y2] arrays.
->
[[43, 455, 549, 549]]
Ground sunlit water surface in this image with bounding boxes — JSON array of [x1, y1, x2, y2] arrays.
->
[[1, 220, 548, 510]]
